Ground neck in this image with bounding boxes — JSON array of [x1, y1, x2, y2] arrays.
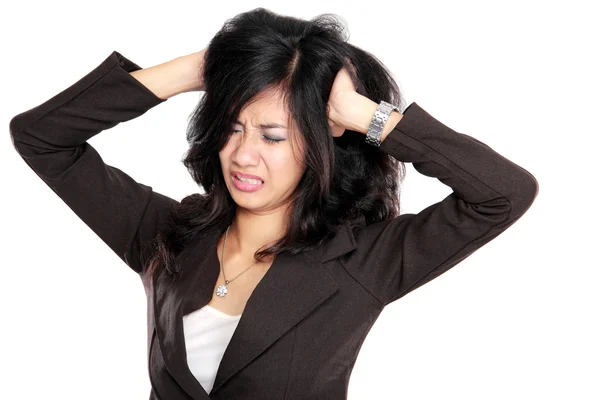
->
[[225, 206, 289, 257]]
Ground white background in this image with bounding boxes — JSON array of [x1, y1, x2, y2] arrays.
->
[[1, 1, 598, 399]]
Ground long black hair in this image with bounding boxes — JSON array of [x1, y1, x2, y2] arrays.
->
[[143, 7, 406, 281]]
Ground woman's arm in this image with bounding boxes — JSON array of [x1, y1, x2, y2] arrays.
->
[[129, 49, 206, 100], [335, 97, 539, 306], [8, 51, 184, 275]]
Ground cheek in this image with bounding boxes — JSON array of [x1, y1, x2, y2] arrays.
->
[[219, 145, 233, 164], [218, 151, 232, 180], [268, 152, 304, 182]]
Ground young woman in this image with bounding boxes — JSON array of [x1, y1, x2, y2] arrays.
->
[[9, 7, 538, 400]]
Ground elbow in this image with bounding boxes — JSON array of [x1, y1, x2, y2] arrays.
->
[[508, 169, 539, 220], [9, 112, 33, 155], [9, 115, 23, 154]]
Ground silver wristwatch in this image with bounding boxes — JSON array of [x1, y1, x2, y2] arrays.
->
[[365, 100, 401, 147]]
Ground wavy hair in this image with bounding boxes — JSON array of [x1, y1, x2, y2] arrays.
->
[[143, 7, 406, 281]]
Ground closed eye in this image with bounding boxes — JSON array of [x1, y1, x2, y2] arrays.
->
[[231, 129, 284, 145]]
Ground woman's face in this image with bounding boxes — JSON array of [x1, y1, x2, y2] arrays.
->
[[219, 87, 306, 214]]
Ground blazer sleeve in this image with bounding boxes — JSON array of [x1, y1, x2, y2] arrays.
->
[[8, 50, 179, 275], [346, 102, 539, 306]]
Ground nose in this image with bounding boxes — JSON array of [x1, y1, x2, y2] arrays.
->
[[231, 131, 260, 166]]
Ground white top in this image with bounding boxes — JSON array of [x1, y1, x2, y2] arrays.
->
[[182, 304, 242, 394]]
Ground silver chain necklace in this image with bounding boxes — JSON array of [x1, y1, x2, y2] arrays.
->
[[215, 224, 259, 298]]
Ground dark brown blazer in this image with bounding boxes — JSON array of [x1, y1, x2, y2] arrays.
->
[[9, 51, 539, 400]]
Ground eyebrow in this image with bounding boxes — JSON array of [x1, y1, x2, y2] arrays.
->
[[233, 119, 288, 130]]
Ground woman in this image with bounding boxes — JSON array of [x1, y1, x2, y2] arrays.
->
[[9, 7, 538, 400]]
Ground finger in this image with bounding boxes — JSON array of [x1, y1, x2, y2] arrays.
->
[[328, 119, 346, 137], [331, 125, 345, 137], [343, 57, 358, 89]]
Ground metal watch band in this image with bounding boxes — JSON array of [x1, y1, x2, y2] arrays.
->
[[365, 100, 401, 147]]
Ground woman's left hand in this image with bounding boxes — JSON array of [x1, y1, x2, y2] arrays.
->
[[327, 60, 360, 137]]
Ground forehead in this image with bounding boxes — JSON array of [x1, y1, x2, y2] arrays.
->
[[234, 87, 292, 128]]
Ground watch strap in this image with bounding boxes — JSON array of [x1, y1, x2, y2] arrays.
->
[[365, 100, 400, 147]]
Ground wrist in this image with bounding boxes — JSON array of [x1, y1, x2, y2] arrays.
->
[[167, 55, 203, 95], [129, 56, 199, 100], [335, 93, 403, 139], [333, 92, 378, 134]]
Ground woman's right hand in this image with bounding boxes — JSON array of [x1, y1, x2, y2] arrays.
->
[[177, 47, 207, 93], [129, 48, 207, 99]]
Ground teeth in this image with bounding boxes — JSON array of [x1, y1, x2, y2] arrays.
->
[[236, 176, 262, 184]]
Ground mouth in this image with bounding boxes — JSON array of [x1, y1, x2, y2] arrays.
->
[[231, 172, 264, 184], [231, 172, 265, 192]]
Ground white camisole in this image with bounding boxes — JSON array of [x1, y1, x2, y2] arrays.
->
[[182, 304, 242, 394]]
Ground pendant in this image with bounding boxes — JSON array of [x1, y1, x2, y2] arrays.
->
[[216, 280, 230, 297]]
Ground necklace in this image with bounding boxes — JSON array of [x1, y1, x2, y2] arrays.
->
[[215, 224, 259, 298]]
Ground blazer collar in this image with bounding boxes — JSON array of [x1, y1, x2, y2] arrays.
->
[[151, 214, 366, 399]]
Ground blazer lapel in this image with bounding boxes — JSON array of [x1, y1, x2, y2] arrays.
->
[[152, 215, 365, 399]]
